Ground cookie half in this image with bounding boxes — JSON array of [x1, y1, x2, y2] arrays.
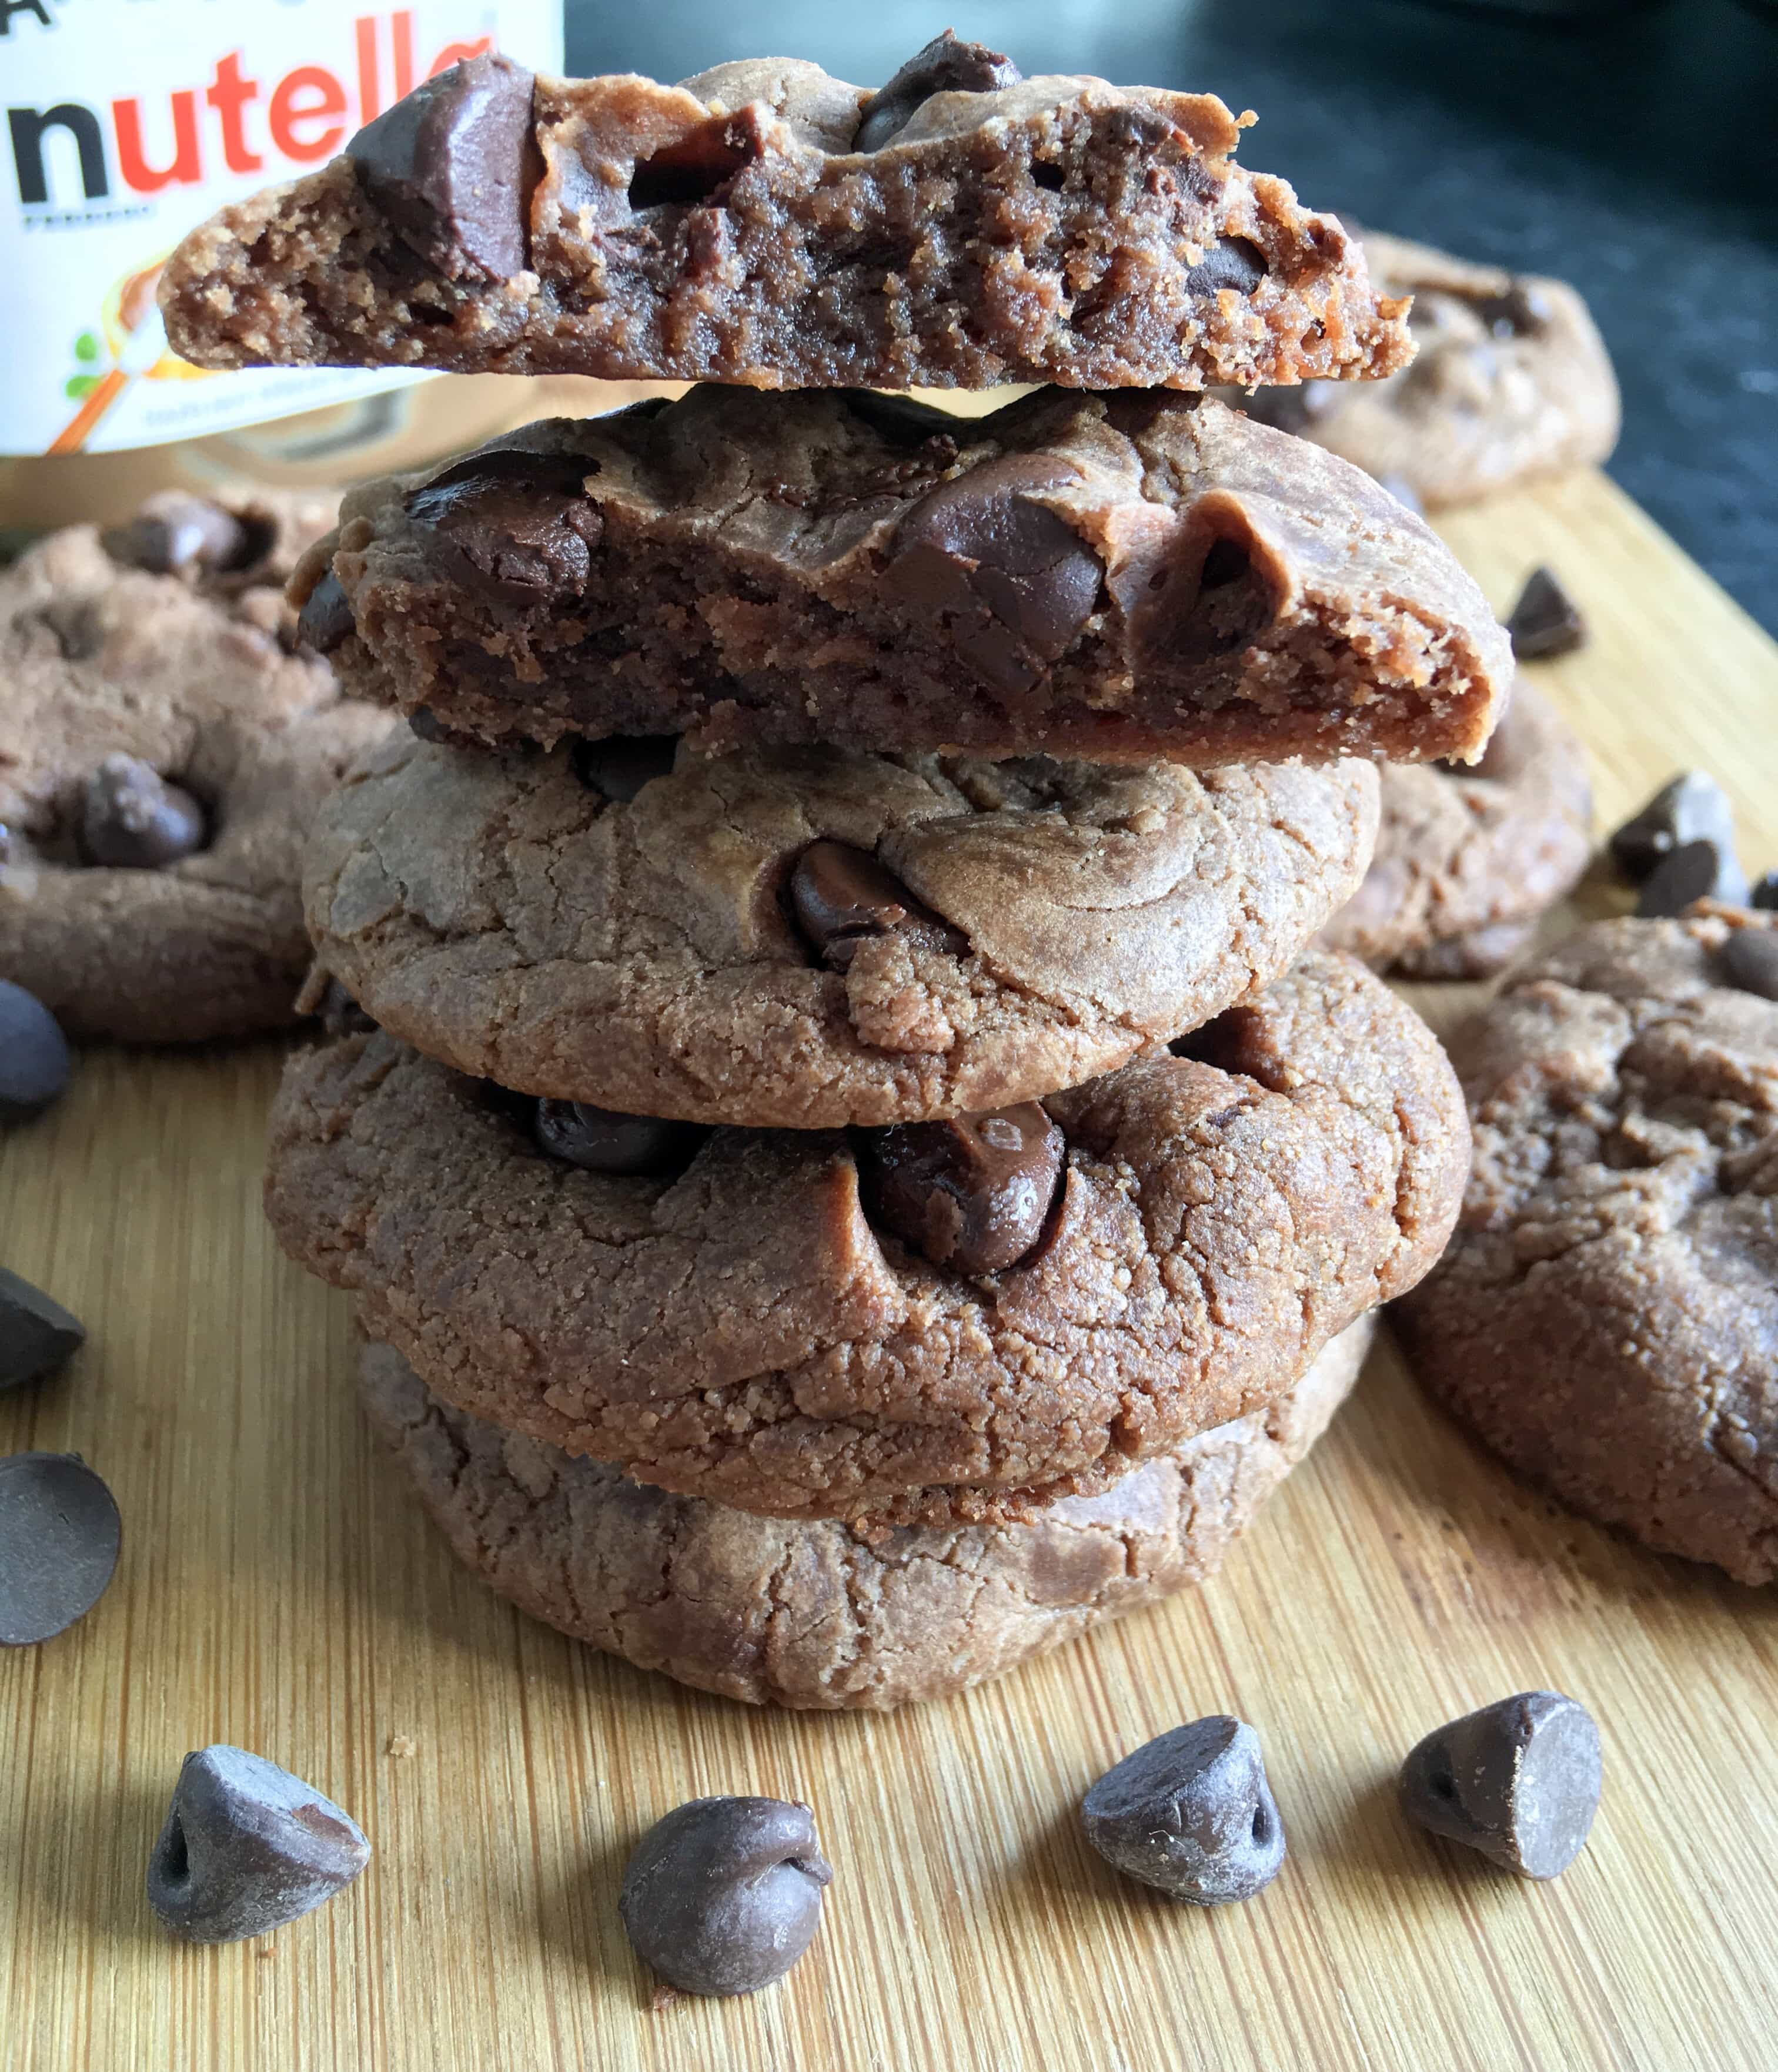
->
[[1394, 910, 1778, 1582], [265, 953, 1466, 1527], [359, 1315, 1374, 1711], [304, 729, 1378, 1127]]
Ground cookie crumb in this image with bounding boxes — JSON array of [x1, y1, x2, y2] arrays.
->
[[385, 1734, 417, 1759]]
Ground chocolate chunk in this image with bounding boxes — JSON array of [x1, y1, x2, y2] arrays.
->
[[81, 753, 207, 869], [570, 734, 679, 803], [1399, 1691, 1600, 1879], [854, 30, 1022, 153], [887, 456, 1101, 692], [405, 447, 600, 599], [1610, 772, 1740, 884], [1636, 839, 1747, 917], [1752, 871, 1778, 912], [788, 841, 962, 972], [1472, 281, 1550, 339], [1506, 566, 1587, 660], [0, 1269, 85, 1393], [295, 570, 355, 654], [0, 1452, 121, 1646], [840, 389, 964, 449], [534, 1100, 706, 1177], [858, 1104, 1064, 1276], [103, 492, 252, 577], [346, 52, 536, 280], [619, 1796, 832, 1997], [146, 1745, 371, 1942], [0, 980, 71, 1124], [1182, 236, 1267, 297], [1720, 930, 1778, 1000], [1081, 1716, 1286, 1904]]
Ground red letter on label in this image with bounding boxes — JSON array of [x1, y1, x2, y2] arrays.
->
[[355, 15, 380, 125], [206, 52, 263, 174], [112, 91, 201, 192], [270, 66, 348, 163]]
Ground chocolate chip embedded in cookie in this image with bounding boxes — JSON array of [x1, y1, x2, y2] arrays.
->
[[356, 1317, 1374, 1709], [265, 954, 1465, 1526], [301, 729, 1379, 1129], [1393, 909, 1778, 1582]]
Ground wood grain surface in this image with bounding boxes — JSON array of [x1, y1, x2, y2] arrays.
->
[[4, 467, 1777, 2072]]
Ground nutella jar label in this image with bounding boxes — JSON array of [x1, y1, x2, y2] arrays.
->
[[1, 1, 562, 455]]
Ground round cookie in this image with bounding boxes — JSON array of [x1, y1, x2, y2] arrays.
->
[[265, 952, 1467, 1527], [303, 728, 1380, 1127], [1394, 909, 1778, 1583], [0, 496, 391, 1042], [358, 1315, 1375, 1711], [1319, 681, 1590, 980]]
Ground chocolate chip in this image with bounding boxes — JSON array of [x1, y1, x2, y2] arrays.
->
[[788, 841, 963, 973], [1472, 281, 1550, 338], [840, 389, 964, 450], [0, 1453, 120, 1646], [570, 734, 679, 803], [295, 570, 355, 654], [534, 1100, 706, 1178], [1240, 380, 1342, 434], [146, 1745, 370, 1942], [857, 1104, 1064, 1276], [887, 456, 1101, 692], [1081, 1716, 1286, 1904], [0, 981, 71, 1124], [1636, 838, 1747, 916], [1399, 1691, 1600, 1879], [854, 30, 1022, 152], [1610, 772, 1740, 883], [619, 1796, 831, 1998], [103, 492, 252, 577], [313, 980, 377, 1038], [1506, 566, 1587, 660], [346, 52, 536, 280], [1752, 871, 1778, 912], [1182, 236, 1267, 297], [0, 1269, 85, 1393], [81, 754, 206, 870], [405, 447, 600, 598], [1720, 930, 1778, 1000]]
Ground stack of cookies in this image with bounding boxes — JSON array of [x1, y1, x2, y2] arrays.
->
[[165, 36, 1510, 1709]]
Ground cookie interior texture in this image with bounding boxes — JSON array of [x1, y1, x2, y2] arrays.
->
[[357, 1315, 1375, 1710]]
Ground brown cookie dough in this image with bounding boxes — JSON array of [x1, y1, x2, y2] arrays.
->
[[1227, 230, 1619, 507], [0, 499, 392, 1042], [1394, 909, 1778, 1582], [1319, 681, 1591, 980], [303, 728, 1379, 1127], [265, 953, 1466, 1526], [160, 47, 1411, 394], [297, 386, 1510, 769], [358, 1315, 1373, 1710]]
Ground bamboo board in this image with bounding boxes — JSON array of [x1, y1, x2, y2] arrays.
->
[[4, 468, 1777, 2072]]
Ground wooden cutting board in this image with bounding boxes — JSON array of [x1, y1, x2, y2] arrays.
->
[[4, 468, 1776, 2072]]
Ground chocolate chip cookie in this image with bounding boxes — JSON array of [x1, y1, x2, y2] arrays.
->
[[357, 1314, 1373, 1710], [295, 385, 1510, 768], [303, 728, 1378, 1127], [0, 498, 392, 1042], [1229, 230, 1619, 508], [161, 45, 1412, 394], [264, 953, 1466, 1526], [1394, 909, 1778, 1582], [1319, 681, 1591, 980]]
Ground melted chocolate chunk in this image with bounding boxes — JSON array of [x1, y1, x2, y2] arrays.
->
[[854, 31, 1022, 153], [1506, 566, 1587, 660], [570, 734, 679, 802], [346, 53, 536, 280], [1182, 236, 1267, 297], [295, 570, 356, 654], [789, 842, 963, 971], [81, 754, 207, 869], [886, 456, 1102, 692], [534, 1100, 706, 1177], [405, 447, 601, 597], [857, 1103, 1064, 1275], [103, 493, 254, 578]]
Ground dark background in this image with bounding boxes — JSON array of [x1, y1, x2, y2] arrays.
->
[[564, 0, 1778, 636]]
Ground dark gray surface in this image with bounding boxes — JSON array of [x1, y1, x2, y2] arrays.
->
[[563, 0, 1778, 634]]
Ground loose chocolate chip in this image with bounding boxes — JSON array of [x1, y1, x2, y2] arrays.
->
[[1636, 838, 1747, 917], [1720, 930, 1778, 1000], [81, 754, 206, 870], [1081, 1716, 1286, 1904], [570, 734, 679, 803], [858, 1104, 1063, 1276], [295, 570, 356, 654], [1506, 566, 1587, 660], [0, 981, 71, 1124], [619, 1796, 832, 1998], [1182, 236, 1268, 297], [0, 1453, 120, 1646], [1399, 1691, 1600, 1879], [103, 492, 252, 577], [146, 1745, 371, 1942], [346, 52, 536, 280], [534, 1100, 706, 1178], [405, 447, 601, 599], [788, 841, 963, 972], [887, 456, 1101, 692], [1752, 870, 1778, 912], [0, 1269, 85, 1393], [854, 30, 1022, 152], [1472, 281, 1550, 339], [1610, 771, 1740, 884]]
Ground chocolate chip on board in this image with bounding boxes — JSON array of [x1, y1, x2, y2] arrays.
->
[[857, 1104, 1065, 1276], [853, 29, 1022, 152], [1635, 838, 1747, 917], [1081, 1716, 1287, 1904], [103, 492, 252, 578], [0, 1453, 120, 1646], [295, 570, 356, 654], [345, 52, 536, 280], [533, 1099, 707, 1177], [570, 735, 679, 804], [1752, 870, 1778, 912], [81, 754, 208, 869], [1506, 566, 1587, 660], [146, 1745, 371, 1942], [619, 1796, 833, 1997], [788, 841, 964, 972], [0, 981, 71, 1124], [1399, 1691, 1602, 1880], [1609, 772, 1742, 885], [1720, 929, 1778, 1001], [0, 1268, 85, 1393]]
